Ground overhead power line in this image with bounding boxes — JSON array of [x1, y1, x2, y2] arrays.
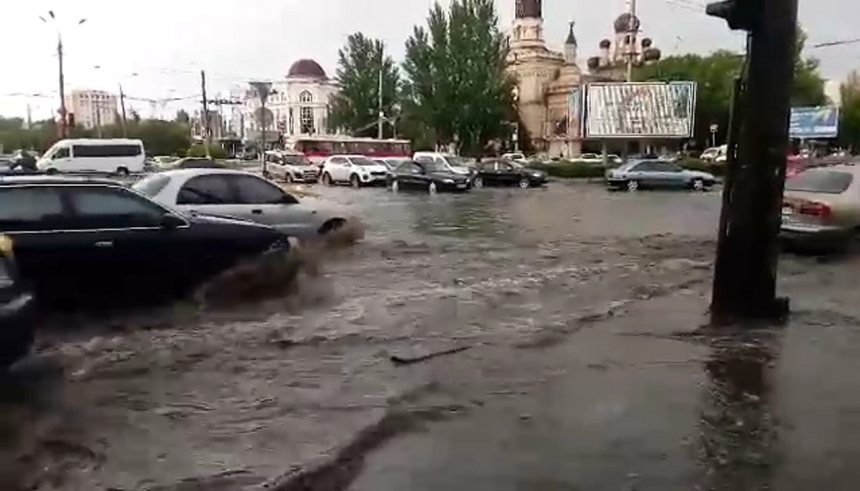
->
[[810, 38, 860, 49]]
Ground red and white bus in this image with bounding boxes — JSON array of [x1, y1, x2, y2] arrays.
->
[[284, 136, 411, 165]]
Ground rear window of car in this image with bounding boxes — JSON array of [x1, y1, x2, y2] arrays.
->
[[785, 170, 853, 194], [132, 174, 171, 197]]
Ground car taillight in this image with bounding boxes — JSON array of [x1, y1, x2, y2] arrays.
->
[[798, 201, 831, 218]]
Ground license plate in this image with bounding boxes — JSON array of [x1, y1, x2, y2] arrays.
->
[[781, 206, 792, 216], [457, 183, 466, 188]]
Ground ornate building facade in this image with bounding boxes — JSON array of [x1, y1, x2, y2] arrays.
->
[[507, 0, 661, 156]]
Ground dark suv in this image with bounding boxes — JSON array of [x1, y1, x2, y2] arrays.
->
[[0, 176, 292, 307], [0, 235, 36, 368]]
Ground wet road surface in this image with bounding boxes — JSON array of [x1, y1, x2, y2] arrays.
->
[[3, 181, 860, 490]]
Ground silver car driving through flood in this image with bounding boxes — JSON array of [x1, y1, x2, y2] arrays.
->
[[605, 159, 716, 191]]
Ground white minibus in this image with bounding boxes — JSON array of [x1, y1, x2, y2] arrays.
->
[[36, 139, 146, 175]]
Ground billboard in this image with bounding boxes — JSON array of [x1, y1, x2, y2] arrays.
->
[[583, 82, 696, 139], [789, 106, 839, 139]]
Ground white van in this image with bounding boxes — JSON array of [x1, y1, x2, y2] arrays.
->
[[700, 145, 727, 163], [412, 152, 473, 175], [37, 138, 146, 175]]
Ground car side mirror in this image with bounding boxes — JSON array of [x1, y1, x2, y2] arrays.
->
[[160, 214, 185, 229]]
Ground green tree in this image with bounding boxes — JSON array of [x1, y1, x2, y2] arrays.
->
[[635, 26, 826, 148], [402, 0, 515, 155], [328, 33, 400, 138], [175, 110, 191, 124], [839, 82, 860, 152]]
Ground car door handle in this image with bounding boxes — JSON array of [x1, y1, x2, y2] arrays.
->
[[251, 209, 263, 215], [94, 240, 113, 248]]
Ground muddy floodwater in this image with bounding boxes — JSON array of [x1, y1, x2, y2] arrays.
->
[[3, 182, 860, 490]]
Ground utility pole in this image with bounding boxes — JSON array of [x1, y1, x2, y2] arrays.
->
[[119, 84, 128, 137], [708, 0, 797, 324], [95, 100, 103, 138], [249, 81, 273, 174], [626, 0, 638, 83], [377, 67, 384, 139], [201, 70, 211, 158], [57, 35, 68, 138]]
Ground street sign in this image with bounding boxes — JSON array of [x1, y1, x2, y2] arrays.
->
[[789, 106, 839, 139]]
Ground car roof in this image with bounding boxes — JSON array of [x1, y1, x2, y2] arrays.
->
[[0, 175, 125, 187], [147, 168, 260, 179]]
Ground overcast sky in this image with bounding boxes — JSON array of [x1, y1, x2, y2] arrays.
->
[[0, 0, 856, 120]]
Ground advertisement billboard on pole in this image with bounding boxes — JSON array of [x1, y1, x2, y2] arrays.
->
[[583, 82, 697, 139], [567, 86, 583, 139], [789, 106, 839, 139]]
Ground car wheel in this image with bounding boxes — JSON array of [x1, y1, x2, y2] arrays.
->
[[45, 168, 58, 175], [473, 176, 484, 188], [318, 218, 346, 235], [284, 174, 293, 184], [116, 167, 130, 177], [691, 178, 705, 191], [389, 179, 399, 192], [350, 174, 361, 188], [428, 181, 438, 194], [518, 177, 530, 189], [322, 172, 333, 186], [626, 180, 639, 192]]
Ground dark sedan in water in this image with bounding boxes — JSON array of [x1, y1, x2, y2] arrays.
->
[[472, 159, 548, 188], [0, 176, 292, 308], [386, 160, 471, 193]]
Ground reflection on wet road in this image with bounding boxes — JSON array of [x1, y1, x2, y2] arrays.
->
[[3, 181, 860, 490]]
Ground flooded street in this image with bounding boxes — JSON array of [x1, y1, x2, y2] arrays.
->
[[4, 182, 860, 490]]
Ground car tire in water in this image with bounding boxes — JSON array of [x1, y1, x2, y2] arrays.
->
[[284, 174, 293, 184], [389, 179, 399, 192], [518, 177, 530, 188], [116, 167, 130, 177], [350, 174, 361, 188], [428, 181, 438, 194], [691, 178, 705, 191], [45, 168, 58, 175], [322, 173, 333, 186], [473, 177, 484, 188], [626, 180, 639, 192]]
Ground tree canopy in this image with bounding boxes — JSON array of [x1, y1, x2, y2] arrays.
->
[[401, 0, 515, 155], [839, 78, 860, 152], [635, 27, 827, 149], [327, 33, 400, 138]]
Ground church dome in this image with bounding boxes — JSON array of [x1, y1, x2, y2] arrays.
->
[[643, 47, 662, 62], [599, 39, 611, 49], [587, 57, 600, 70], [288, 59, 327, 79], [641, 37, 653, 48], [614, 13, 641, 33]]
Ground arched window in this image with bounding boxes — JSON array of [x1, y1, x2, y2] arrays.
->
[[299, 91, 313, 103], [300, 106, 315, 134]]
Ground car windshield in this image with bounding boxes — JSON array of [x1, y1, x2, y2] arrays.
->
[[785, 170, 853, 194], [351, 157, 377, 166], [423, 161, 447, 172], [282, 155, 310, 165]]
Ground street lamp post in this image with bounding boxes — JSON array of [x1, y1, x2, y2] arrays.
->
[[511, 86, 520, 153], [40, 11, 86, 139]]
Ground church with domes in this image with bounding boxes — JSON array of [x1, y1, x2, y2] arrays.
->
[[241, 58, 339, 140], [507, 0, 661, 156]]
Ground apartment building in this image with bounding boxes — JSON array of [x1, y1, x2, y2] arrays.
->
[[66, 89, 118, 130]]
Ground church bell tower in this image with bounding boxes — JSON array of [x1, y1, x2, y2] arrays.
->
[[510, 0, 545, 49]]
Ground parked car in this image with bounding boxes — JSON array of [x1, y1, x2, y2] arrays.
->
[[0, 234, 36, 368], [472, 159, 548, 188], [0, 176, 292, 307], [780, 165, 860, 250], [501, 152, 527, 163], [135, 169, 351, 240], [264, 151, 318, 183], [386, 159, 471, 193], [412, 152, 474, 176], [700, 145, 727, 163], [172, 157, 227, 169], [605, 159, 716, 191], [320, 155, 389, 187], [36, 138, 146, 176], [575, 153, 622, 165]]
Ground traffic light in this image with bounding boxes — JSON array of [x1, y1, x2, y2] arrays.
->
[[705, 0, 762, 31]]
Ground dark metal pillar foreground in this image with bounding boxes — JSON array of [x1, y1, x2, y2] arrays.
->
[[710, 0, 797, 324]]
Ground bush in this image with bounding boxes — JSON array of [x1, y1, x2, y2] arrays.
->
[[527, 161, 607, 179], [187, 143, 226, 159]]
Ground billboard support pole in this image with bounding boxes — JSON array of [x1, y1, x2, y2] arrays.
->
[[709, 0, 796, 325]]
